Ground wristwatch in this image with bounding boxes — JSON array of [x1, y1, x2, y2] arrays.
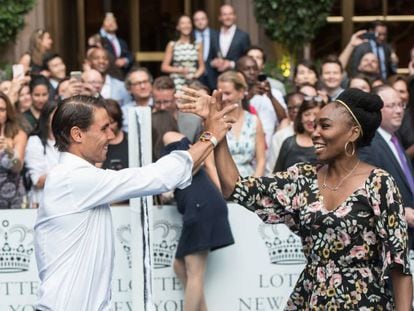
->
[[199, 131, 218, 147]]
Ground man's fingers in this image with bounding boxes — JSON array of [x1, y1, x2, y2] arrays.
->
[[212, 89, 223, 111], [218, 103, 238, 117], [180, 86, 199, 96], [175, 93, 197, 103]]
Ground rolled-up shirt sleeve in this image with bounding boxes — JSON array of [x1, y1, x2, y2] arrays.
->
[[45, 151, 193, 212]]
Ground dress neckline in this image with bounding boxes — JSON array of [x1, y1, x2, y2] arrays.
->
[[313, 165, 377, 213]]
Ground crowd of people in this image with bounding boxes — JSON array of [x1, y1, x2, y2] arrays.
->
[[1, 3, 414, 310]]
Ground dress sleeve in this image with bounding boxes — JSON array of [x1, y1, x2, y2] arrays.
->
[[230, 163, 314, 233], [369, 170, 411, 281]]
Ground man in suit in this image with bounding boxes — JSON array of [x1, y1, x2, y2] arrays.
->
[[193, 10, 219, 90], [210, 4, 251, 74], [359, 85, 414, 249], [99, 12, 133, 76], [349, 21, 396, 80]]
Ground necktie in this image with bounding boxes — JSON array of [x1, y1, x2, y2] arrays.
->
[[391, 135, 414, 196]]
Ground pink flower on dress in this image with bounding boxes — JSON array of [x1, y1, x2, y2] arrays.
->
[[316, 267, 326, 282], [371, 201, 381, 216], [350, 245, 366, 259], [329, 273, 342, 287], [359, 268, 372, 279], [260, 197, 274, 208], [276, 190, 290, 205], [335, 205, 352, 217], [308, 201, 322, 213], [362, 231, 376, 245], [339, 232, 351, 246]]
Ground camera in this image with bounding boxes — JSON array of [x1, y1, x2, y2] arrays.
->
[[361, 31, 376, 41], [257, 73, 267, 82]]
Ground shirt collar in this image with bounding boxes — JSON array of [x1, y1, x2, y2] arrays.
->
[[100, 28, 115, 40], [59, 152, 95, 168], [221, 24, 236, 34], [377, 127, 393, 142]]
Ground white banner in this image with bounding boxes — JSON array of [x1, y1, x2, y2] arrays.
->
[[0, 207, 132, 311], [150, 204, 305, 311], [1, 205, 414, 310]]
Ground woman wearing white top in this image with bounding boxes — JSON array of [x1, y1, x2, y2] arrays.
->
[[25, 101, 59, 208]]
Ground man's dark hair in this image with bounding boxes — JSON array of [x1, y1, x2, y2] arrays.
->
[[293, 99, 322, 134], [33, 100, 58, 154], [52, 95, 106, 152], [371, 20, 386, 30], [246, 45, 266, 63], [125, 66, 153, 90], [321, 55, 344, 73], [43, 52, 62, 69], [104, 99, 123, 130]]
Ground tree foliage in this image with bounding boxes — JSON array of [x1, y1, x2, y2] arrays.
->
[[254, 0, 335, 51], [0, 0, 36, 46]]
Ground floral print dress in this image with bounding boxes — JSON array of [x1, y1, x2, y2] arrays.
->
[[231, 163, 411, 310]]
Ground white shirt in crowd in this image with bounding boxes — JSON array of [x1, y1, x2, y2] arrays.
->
[[34, 151, 192, 311], [266, 124, 294, 175], [219, 24, 236, 57], [249, 89, 286, 147], [24, 136, 60, 208]]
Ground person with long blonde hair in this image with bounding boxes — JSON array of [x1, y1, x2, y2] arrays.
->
[[19, 29, 53, 74]]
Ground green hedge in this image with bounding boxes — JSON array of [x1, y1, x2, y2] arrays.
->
[[0, 0, 36, 46], [254, 0, 335, 51]]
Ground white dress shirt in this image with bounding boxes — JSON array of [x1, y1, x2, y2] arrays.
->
[[266, 124, 294, 175], [24, 136, 60, 208], [35, 151, 192, 311], [219, 24, 236, 57], [250, 92, 287, 147]]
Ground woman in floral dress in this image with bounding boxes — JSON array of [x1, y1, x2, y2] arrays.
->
[[177, 87, 413, 310]]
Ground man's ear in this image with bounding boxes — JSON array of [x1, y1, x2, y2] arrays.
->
[[70, 126, 84, 143]]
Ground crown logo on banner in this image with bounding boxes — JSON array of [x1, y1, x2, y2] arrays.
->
[[258, 223, 306, 265], [152, 221, 181, 269], [116, 224, 132, 269], [0, 219, 34, 273]]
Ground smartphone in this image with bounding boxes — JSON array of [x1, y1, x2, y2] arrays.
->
[[361, 31, 376, 41], [12, 64, 24, 79], [70, 71, 82, 81], [257, 73, 267, 82]]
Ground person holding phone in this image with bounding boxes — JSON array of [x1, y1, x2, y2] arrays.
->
[[236, 55, 286, 146], [348, 21, 395, 79], [0, 92, 28, 209]]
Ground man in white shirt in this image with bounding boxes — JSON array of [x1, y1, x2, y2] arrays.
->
[[236, 56, 287, 147], [34, 95, 236, 310]]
